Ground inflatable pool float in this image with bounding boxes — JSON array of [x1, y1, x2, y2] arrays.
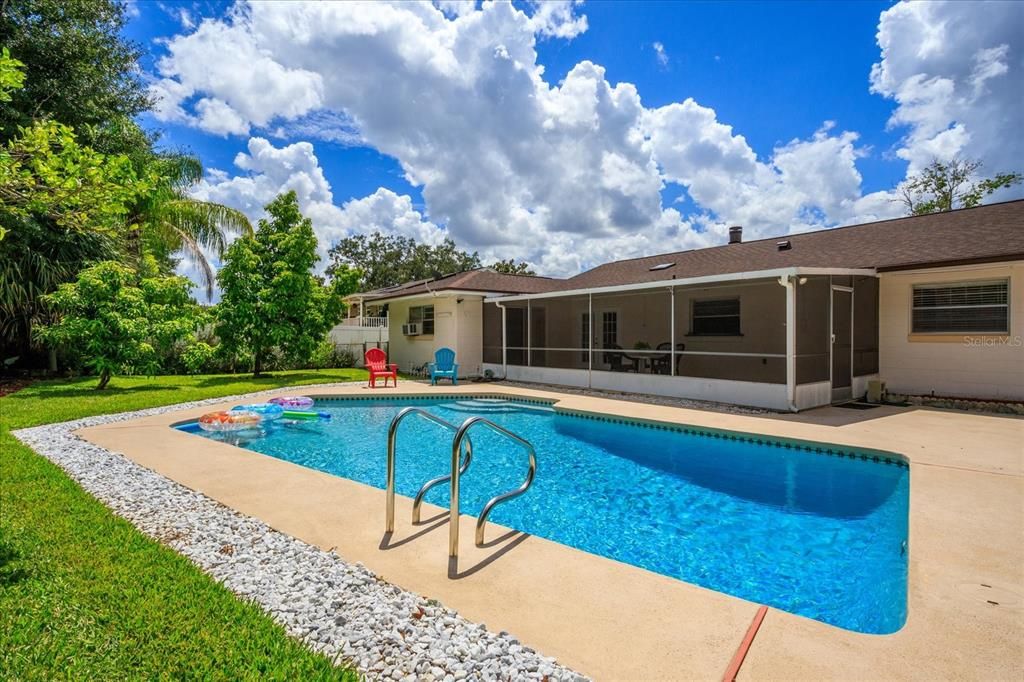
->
[[268, 396, 315, 409], [231, 403, 284, 421], [197, 410, 262, 432], [281, 410, 332, 421]]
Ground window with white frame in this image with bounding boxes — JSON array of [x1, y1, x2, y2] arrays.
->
[[601, 311, 618, 347], [408, 305, 435, 334], [911, 280, 1009, 333], [691, 298, 741, 336]]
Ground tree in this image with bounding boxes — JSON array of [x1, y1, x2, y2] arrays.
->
[[36, 261, 201, 388], [0, 0, 151, 154], [489, 258, 535, 275], [216, 191, 342, 376], [0, 216, 120, 359], [0, 119, 145, 234], [897, 157, 1023, 216], [326, 262, 363, 299], [129, 153, 252, 299], [0, 54, 145, 364], [0, 47, 25, 104], [0, 47, 25, 242], [327, 232, 481, 290]]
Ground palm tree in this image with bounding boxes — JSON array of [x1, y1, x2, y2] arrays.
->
[[0, 216, 118, 367], [131, 153, 252, 299]]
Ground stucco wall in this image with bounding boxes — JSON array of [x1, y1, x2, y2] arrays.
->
[[387, 295, 483, 377], [878, 261, 1024, 400]]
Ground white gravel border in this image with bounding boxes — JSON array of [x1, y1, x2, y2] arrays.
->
[[13, 383, 586, 681]]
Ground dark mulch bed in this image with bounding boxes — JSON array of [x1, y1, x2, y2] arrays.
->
[[0, 379, 36, 398]]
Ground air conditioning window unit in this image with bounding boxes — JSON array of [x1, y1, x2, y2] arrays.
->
[[401, 322, 421, 336]]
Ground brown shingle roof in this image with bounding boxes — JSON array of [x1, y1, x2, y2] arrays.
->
[[560, 199, 1024, 289], [359, 200, 1024, 300], [363, 268, 562, 301]]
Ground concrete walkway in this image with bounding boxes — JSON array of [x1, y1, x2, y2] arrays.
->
[[78, 382, 1024, 680]]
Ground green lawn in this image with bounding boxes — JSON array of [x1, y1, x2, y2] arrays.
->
[[0, 369, 367, 679]]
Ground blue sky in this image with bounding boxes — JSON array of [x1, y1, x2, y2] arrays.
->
[[122, 1, 1023, 279]]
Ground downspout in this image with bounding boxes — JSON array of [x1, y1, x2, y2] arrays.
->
[[777, 274, 798, 412]]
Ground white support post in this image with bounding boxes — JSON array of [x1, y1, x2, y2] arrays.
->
[[498, 302, 507, 373], [587, 293, 593, 388], [526, 299, 532, 367], [779, 275, 798, 412], [670, 286, 676, 377]]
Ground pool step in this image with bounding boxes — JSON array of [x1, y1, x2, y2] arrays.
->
[[447, 399, 553, 414]]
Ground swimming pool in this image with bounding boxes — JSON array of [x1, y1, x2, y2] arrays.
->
[[179, 396, 909, 634]]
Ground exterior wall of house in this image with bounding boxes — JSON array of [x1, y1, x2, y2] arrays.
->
[[386, 294, 483, 377], [672, 281, 786, 383], [878, 261, 1024, 400]]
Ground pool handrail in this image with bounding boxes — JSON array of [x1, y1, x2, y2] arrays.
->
[[385, 407, 471, 533], [412, 440, 473, 524], [449, 416, 537, 557]]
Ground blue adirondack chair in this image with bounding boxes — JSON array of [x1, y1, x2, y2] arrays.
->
[[429, 347, 458, 385]]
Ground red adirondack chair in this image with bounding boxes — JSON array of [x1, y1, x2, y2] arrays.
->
[[365, 347, 398, 388]]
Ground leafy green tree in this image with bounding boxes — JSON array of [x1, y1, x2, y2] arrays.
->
[[0, 47, 25, 242], [0, 47, 25, 104], [0, 119, 145, 234], [0, 0, 151, 153], [0, 54, 144, 363], [129, 153, 252, 299], [36, 261, 202, 388], [327, 232, 481, 290], [217, 191, 342, 376], [0, 216, 118, 354], [326, 262, 363, 298], [489, 258, 535, 275], [898, 157, 1023, 215]]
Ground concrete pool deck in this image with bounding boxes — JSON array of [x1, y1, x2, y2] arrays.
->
[[77, 382, 1023, 680]]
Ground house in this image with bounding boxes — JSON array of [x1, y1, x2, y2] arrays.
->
[[355, 200, 1024, 410], [326, 293, 389, 364], [352, 270, 559, 374]]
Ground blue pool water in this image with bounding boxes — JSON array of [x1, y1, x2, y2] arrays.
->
[[180, 397, 909, 634]]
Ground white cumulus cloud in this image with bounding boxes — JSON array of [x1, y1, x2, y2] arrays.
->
[[192, 138, 448, 270], [870, 0, 1024, 182], [152, 0, 1021, 284]]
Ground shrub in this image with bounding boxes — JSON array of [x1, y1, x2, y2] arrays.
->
[[180, 342, 215, 374], [37, 261, 199, 388], [307, 342, 356, 370]]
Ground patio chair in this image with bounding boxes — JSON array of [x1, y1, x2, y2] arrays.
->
[[429, 347, 459, 385], [653, 342, 686, 375], [603, 343, 638, 372], [365, 347, 398, 388]]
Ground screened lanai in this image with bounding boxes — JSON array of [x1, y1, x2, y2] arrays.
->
[[482, 269, 879, 411]]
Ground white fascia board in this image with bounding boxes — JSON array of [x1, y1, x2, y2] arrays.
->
[[483, 267, 877, 303], [366, 290, 502, 305]]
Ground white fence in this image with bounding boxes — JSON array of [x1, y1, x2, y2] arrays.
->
[[339, 316, 388, 329]]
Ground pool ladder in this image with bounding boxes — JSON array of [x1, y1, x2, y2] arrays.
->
[[385, 407, 537, 563]]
